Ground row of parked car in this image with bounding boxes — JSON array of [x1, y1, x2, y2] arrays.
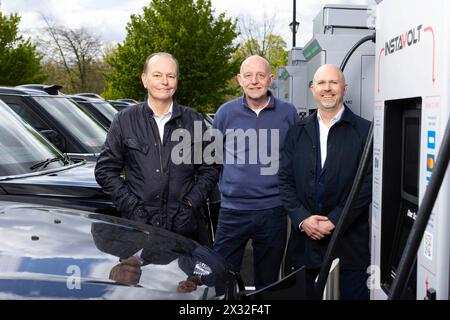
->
[[0, 84, 304, 300]]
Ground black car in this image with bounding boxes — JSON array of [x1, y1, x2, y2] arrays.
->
[[0, 86, 107, 162], [0, 201, 240, 300], [0, 99, 116, 216], [17, 84, 62, 95], [203, 113, 214, 128], [0, 99, 218, 245], [17, 85, 117, 131], [108, 99, 136, 111], [75, 92, 104, 99], [117, 98, 139, 104], [70, 95, 118, 130]]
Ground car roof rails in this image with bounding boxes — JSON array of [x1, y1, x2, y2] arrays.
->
[[70, 95, 102, 102], [76, 93, 104, 100], [116, 98, 139, 104], [0, 86, 44, 95], [16, 84, 63, 96]]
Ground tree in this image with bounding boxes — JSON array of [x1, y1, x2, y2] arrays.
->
[[40, 58, 111, 94], [0, 12, 46, 86], [104, 0, 240, 112], [37, 15, 105, 93], [234, 15, 288, 75]]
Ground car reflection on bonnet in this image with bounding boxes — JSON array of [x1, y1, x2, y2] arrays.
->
[[0, 201, 239, 300]]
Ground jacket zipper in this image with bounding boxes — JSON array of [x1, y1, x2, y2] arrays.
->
[[157, 141, 164, 175], [150, 119, 164, 175]]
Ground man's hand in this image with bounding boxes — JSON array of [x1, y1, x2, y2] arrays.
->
[[302, 215, 335, 240], [176, 279, 198, 293], [109, 256, 142, 285], [318, 219, 335, 235]]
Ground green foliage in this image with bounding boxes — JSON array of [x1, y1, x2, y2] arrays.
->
[[234, 34, 288, 76], [104, 0, 240, 112], [0, 12, 47, 85], [42, 59, 111, 94]]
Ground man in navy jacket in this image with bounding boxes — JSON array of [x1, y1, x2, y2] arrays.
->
[[95, 53, 219, 240], [279, 64, 372, 299]]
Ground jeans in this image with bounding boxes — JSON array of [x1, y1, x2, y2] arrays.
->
[[213, 206, 287, 290]]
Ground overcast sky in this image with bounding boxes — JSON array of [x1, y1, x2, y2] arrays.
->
[[1, 0, 375, 49]]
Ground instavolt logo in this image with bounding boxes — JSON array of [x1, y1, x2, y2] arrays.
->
[[385, 24, 423, 55]]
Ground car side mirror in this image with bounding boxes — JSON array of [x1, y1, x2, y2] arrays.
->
[[40, 129, 66, 152]]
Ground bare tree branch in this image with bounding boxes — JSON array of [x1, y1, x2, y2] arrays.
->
[[35, 14, 103, 92], [234, 13, 288, 75], [237, 12, 278, 48], [39, 14, 77, 89]]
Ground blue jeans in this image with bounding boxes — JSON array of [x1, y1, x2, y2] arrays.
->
[[213, 206, 287, 290]]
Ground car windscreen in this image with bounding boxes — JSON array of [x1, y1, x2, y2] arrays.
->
[[92, 102, 117, 123], [33, 96, 107, 153], [0, 104, 64, 176]]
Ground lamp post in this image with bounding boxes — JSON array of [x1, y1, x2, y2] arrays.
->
[[289, 0, 300, 47]]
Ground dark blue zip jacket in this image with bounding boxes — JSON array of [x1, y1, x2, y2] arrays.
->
[[279, 107, 372, 269], [95, 100, 219, 236]]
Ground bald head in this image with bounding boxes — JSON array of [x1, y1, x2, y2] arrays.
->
[[240, 55, 271, 75], [237, 55, 273, 108], [310, 64, 348, 112], [313, 64, 346, 85]]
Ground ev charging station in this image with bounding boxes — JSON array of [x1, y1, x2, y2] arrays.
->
[[302, 4, 375, 121], [371, 0, 450, 300], [272, 48, 308, 116]]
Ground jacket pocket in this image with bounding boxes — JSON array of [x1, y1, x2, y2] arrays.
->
[[143, 206, 165, 228], [129, 206, 149, 225], [172, 205, 198, 236], [124, 138, 149, 155]]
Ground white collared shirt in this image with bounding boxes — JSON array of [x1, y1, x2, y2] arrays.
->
[[250, 96, 271, 116], [150, 103, 173, 142], [317, 107, 344, 168]]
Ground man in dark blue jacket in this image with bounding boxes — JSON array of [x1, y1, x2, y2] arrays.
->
[[212, 55, 299, 290], [279, 64, 372, 300], [95, 53, 219, 240]]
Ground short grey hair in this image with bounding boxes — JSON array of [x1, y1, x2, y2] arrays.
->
[[142, 52, 179, 76]]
